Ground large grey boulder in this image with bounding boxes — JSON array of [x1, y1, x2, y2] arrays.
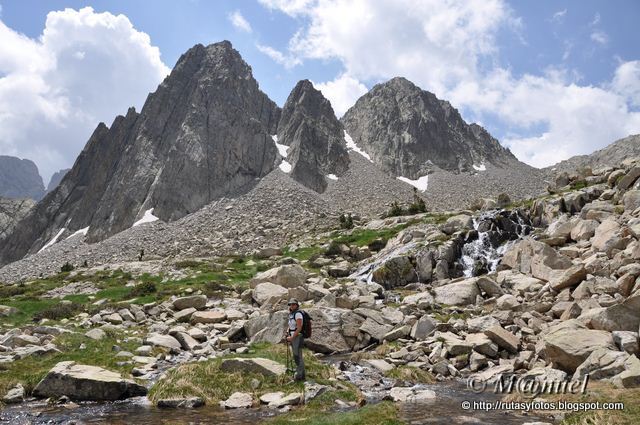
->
[[244, 310, 288, 344], [173, 295, 207, 311], [433, 278, 480, 306], [542, 321, 616, 372], [341, 77, 516, 177], [252, 282, 289, 306], [371, 256, 417, 289], [277, 80, 349, 193], [501, 239, 573, 282], [0, 41, 281, 265], [592, 219, 628, 256], [304, 308, 352, 353], [250, 264, 308, 289], [32, 361, 147, 401]]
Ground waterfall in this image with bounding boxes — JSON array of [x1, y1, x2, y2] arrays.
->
[[459, 209, 532, 277]]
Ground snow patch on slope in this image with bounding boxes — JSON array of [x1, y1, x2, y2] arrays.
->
[[396, 175, 429, 192], [66, 226, 89, 240], [326, 174, 338, 181], [133, 209, 159, 227], [39, 228, 66, 253], [279, 161, 292, 173], [344, 131, 373, 162], [473, 163, 486, 171], [272, 134, 290, 158]]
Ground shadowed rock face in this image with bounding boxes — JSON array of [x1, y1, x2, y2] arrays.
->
[[0, 197, 35, 241], [341, 77, 517, 178], [0, 156, 45, 200], [277, 80, 350, 193], [0, 41, 281, 265]]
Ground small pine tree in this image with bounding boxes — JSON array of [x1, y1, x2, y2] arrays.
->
[[344, 213, 353, 229], [388, 201, 405, 217], [408, 188, 427, 214], [60, 262, 74, 273]]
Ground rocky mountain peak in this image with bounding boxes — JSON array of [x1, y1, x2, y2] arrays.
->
[[277, 80, 350, 193], [0, 41, 280, 265], [0, 156, 45, 201], [341, 77, 517, 178]]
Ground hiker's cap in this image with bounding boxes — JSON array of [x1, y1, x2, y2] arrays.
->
[[287, 298, 299, 305]]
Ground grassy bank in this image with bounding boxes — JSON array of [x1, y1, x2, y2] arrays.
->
[[0, 329, 144, 398]]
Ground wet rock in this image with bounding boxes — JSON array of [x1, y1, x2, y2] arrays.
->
[[157, 397, 205, 408], [3, 383, 24, 404], [221, 392, 253, 409], [32, 361, 147, 401], [388, 387, 436, 402], [364, 359, 394, 373], [219, 358, 286, 377]]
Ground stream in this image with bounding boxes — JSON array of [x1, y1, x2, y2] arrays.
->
[[0, 358, 552, 425]]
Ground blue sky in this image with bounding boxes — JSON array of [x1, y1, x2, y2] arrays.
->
[[1, 0, 639, 181]]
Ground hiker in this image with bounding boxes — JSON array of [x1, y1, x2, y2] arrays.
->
[[286, 298, 305, 381]]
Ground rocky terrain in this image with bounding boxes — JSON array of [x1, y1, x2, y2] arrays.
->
[[0, 155, 639, 424], [549, 134, 640, 175], [0, 42, 549, 269], [0, 156, 45, 201]]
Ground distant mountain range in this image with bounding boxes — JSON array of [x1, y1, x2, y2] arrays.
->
[[0, 40, 637, 267]]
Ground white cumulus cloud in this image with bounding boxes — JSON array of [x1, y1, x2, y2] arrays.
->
[[228, 10, 252, 33], [256, 44, 302, 69], [313, 74, 368, 117], [259, 0, 640, 168], [0, 7, 169, 182]]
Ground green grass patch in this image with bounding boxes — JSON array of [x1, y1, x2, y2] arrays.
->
[[283, 246, 324, 262], [149, 342, 335, 405], [331, 223, 412, 248], [384, 366, 435, 385], [0, 330, 142, 399], [423, 212, 456, 225], [269, 400, 403, 425]]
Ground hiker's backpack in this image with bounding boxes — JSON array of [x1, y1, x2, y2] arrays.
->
[[300, 310, 312, 338]]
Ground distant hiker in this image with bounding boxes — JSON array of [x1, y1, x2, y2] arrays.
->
[[138, 248, 144, 261], [286, 298, 306, 381]]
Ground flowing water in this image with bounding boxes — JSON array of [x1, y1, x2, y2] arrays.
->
[[460, 209, 532, 278]]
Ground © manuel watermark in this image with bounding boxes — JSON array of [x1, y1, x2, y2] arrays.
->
[[467, 373, 590, 398]]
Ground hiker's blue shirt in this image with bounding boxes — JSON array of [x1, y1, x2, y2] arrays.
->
[[288, 310, 303, 335]]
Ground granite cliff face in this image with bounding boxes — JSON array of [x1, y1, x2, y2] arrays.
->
[[0, 156, 45, 200], [277, 80, 350, 193], [0, 197, 34, 241], [341, 77, 517, 178], [0, 41, 280, 265]]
